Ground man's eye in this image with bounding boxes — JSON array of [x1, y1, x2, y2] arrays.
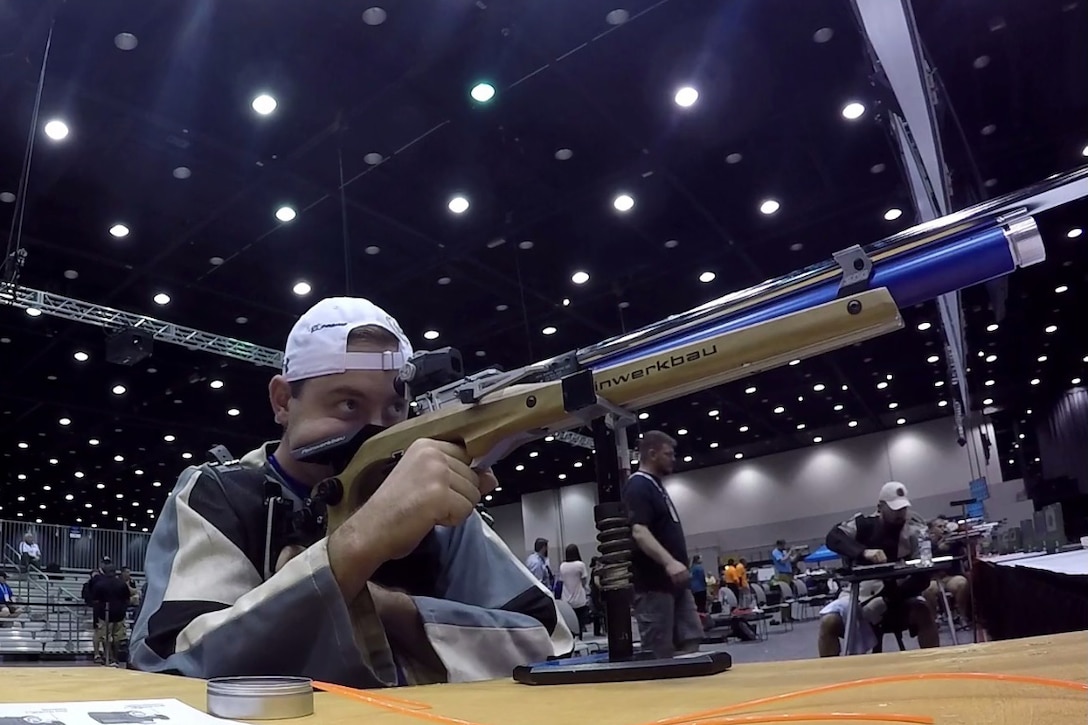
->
[[338, 400, 359, 413]]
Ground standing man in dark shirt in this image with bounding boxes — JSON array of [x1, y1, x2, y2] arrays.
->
[[621, 431, 702, 658], [91, 563, 133, 664]]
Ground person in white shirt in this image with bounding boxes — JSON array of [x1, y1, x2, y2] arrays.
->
[[558, 544, 589, 638], [18, 533, 41, 572]]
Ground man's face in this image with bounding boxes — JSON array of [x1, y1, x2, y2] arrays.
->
[[270, 341, 408, 467], [650, 443, 677, 474], [878, 501, 909, 527]]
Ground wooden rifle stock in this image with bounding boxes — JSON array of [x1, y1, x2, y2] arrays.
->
[[327, 288, 902, 531]]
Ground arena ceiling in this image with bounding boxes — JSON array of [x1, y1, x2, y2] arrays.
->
[[0, 0, 1086, 531]]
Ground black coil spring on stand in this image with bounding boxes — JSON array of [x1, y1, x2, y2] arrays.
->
[[595, 506, 634, 592]]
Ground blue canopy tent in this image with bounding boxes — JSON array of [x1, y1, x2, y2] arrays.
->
[[804, 546, 840, 564]]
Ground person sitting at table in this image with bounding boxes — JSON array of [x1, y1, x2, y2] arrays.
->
[[817, 481, 939, 656], [924, 517, 972, 626]]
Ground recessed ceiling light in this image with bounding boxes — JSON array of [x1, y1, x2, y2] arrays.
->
[[707, 409, 719, 417], [114, 32, 138, 50], [173, 166, 192, 179], [759, 199, 780, 215], [89, 439, 99, 446], [916, 322, 932, 332], [674, 86, 699, 107], [896, 418, 906, 425], [870, 163, 886, 174], [364, 245, 381, 256], [833, 404, 844, 411], [292, 281, 311, 296], [848, 420, 858, 428], [1082, 145, 1088, 157], [48, 458, 57, 464], [877, 381, 888, 390], [677, 428, 688, 435], [436, 276, 452, 286], [114, 454, 124, 462], [734, 452, 744, 460], [555, 148, 573, 161], [1068, 228, 1083, 239], [1038, 355, 1048, 362], [813, 436, 823, 443], [470, 82, 496, 103], [251, 94, 277, 116], [44, 119, 69, 140], [227, 408, 241, 417], [983, 353, 998, 364], [495, 304, 509, 312], [981, 124, 997, 136], [986, 323, 1001, 332], [744, 386, 756, 394], [236, 316, 248, 324], [888, 402, 898, 409], [638, 412, 649, 420], [109, 224, 130, 238], [739, 425, 749, 433], [841, 102, 865, 120], [1054, 285, 1069, 294], [448, 195, 470, 214], [0, 191, 14, 203], [983, 398, 994, 405], [362, 7, 387, 25], [208, 256, 224, 266], [73, 471, 84, 478], [164, 434, 176, 442], [17, 442, 28, 449], [1074, 378, 1083, 386], [710, 442, 719, 449], [725, 153, 743, 165], [111, 384, 126, 395], [773, 406, 785, 414], [927, 355, 940, 364], [813, 27, 834, 43], [363, 152, 384, 165], [561, 298, 571, 307], [935, 380, 945, 388], [884, 208, 903, 221], [698, 271, 716, 283], [1030, 378, 1040, 386], [796, 423, 806, 430], [58, 417, 71, 426], [972, 55, 991, 69], [571, 271, 590, 285], [938, 400, 948, 407], [984, 178, 998, 188], [209, 380, 224, 390], [25, 307, 42, 317], [542, 326, 557, 336], [73, 351, 89, 362], [613, 193, 634, 212], [529, 451, 539, 458], [153, 292, 171, 305], [682, 455, 693, 463], [605, 9, 630, 25], [422, 330, 440, 341], [518, 240, 534, 250], [275, 206, 297, 222], [515, 464, 525, 472], [1045, 325, 1058, 333]]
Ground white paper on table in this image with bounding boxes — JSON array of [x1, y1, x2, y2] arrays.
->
[[0, 698, 245, 724]]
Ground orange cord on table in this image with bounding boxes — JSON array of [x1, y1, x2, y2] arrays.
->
[[688, 714, 932, 725], [648, 672, 1088, 725], [312, 679, 483, 725]]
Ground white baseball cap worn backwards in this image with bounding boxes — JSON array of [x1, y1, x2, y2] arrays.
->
[[282, 297, 414, 383]]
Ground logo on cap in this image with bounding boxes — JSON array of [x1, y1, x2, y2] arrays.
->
[[896, 486, 905, 497], [310, 322, 348, 333]]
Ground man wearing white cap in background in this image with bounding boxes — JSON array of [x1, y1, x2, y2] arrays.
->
[[131, 297, 572, 686], [816, 481, 939, 656]]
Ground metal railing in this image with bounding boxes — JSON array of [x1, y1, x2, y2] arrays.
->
[[1, 519, 150, 573]]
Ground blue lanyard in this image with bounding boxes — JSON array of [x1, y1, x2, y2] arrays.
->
[[267, 453, 312, 501]]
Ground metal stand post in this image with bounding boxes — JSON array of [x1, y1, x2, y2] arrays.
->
[[513, 374, 732, 684]]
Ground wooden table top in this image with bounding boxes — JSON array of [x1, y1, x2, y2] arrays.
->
[[0, 632, 1084, 725]]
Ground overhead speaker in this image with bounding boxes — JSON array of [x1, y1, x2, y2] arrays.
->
[[106, 327, 154, 366]]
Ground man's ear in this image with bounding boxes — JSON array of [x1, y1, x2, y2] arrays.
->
[[269, 375, 293, 426]]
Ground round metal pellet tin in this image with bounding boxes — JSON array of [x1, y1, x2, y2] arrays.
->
[[207, 676, 315, 720]]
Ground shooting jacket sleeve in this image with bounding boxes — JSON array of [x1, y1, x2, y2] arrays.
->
[[129, 466, 397, 687], [826, 513, 867, 563], [420, 513, 575, 682]]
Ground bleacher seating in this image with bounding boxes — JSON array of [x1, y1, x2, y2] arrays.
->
[[0, 568, 144, 659]]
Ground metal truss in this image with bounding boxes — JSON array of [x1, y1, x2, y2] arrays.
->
[[0, 283, 283, 369]]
